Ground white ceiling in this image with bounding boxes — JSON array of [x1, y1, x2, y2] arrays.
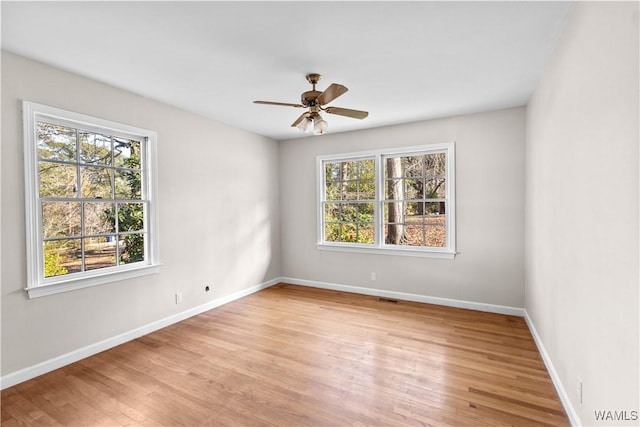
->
[[1, 1, 572, 141]]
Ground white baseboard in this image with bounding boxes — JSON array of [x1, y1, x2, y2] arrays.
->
[[0, 278, 280, 390], [524, 310, 581, 427], [280, 277, 525, 317]]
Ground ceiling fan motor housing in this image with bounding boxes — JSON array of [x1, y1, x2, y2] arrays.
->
[[301, 90, 322, 107]]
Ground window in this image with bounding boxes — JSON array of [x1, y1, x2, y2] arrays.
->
[[318, 144, 455, 258], [23, 101, 159, 298], [323, 157, 376, 244]]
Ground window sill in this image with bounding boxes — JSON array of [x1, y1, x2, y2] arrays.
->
[[25, 264, 161, 298], [317, 243, 457, 259]]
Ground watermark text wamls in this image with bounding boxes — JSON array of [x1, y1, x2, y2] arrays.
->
[[594, 410, 638, 422]]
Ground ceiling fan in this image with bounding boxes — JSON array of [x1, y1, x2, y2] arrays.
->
[[253, 73, 368, 135]]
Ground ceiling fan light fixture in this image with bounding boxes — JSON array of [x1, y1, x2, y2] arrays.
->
[[296, 115, 313, 133], [313, 114, 328, 135]]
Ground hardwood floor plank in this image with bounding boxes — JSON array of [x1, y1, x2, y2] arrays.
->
[[1, 284, 569, 426]]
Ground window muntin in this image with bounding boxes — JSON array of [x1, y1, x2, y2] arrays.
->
[[24, 102, 159, 297], [318, 144, 455, 257]]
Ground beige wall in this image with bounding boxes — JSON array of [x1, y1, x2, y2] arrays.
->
[[280, 107, 526, 308], [1, 52, 282, 375], [525, 1, 639, 425]]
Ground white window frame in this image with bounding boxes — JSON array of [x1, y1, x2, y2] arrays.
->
[[23, 101, 160, 298], [317, 143, 456, 259]]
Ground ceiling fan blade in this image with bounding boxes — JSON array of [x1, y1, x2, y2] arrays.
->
[[324, 107, 369, 120], [254, 100, 305, 108], [291, 112, 311, 127], [316, 83, 348, 105]]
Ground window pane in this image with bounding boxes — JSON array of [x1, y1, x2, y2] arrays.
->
[[359, 178, 375, 199], [79, 132, 112, 165], [406, 202, 422, 216], [332, 162, 348, 182], [403, 224, 425, 246], [384, 222, 405, 245], [42, 202, 81, 238], [357, 223, 375, 244], [342, 161, 359, 180], [39, 162, 77, 198], [425, 177, 446, 199], [343, 180, 359, 200], [324, 223, 341, 242], [404, 178, 423, 200], [425, 202, 445, 215], [120, 233, 145, 264], [115, 169, 141, 199], [81, 166, 112, 198], [44, 239, 82, 277], [84, 202, 116, 235], [84, 236, 116, 271], [426, 216, 446, 247], [384, 157, 403, 178], [384, 179, 393, 199], [425, 152, 446, 176], [384, 202, 405, 223], [341, 223, 358, 243], [359, 159, 375, 178], [43, 241, 69, 277], [324, 203, 340, 221], [325, 162, 341, 183], [402, 156, 424, 177], [113, 138, 141, 169], [118, 203, 144, 232], [385, 178, 404, 201], [37, 123, 76, 162], [325, 182, 340, 201]]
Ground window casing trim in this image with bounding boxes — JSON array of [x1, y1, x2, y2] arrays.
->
[[316, 143, 456, 258], [23, 101, 160, 298]]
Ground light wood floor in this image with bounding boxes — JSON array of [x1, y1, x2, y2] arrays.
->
[[1, 284, 568, 426]]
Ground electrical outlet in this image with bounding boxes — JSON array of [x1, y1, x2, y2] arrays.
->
[[371, 272, 377, 281], [175, 292, 183, 304], [576, 377, 583, 404]]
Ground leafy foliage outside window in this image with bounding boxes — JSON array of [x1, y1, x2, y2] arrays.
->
[[38, 122, 146, 278], [43, 241, 68, 277], [323, 159, 375, 244]]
